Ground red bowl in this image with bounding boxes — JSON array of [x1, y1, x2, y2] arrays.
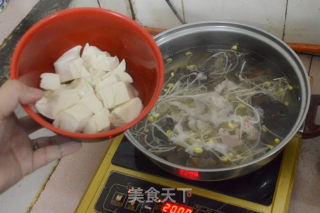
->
[[10, 8, 164, 139]]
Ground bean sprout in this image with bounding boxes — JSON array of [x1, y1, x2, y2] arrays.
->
[[130, 47, 298, 169]]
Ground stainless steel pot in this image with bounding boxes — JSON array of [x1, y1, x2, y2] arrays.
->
[[125, 22, 311, 181]]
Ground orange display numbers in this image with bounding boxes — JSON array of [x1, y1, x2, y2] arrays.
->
[[161, 202, 193, 213], [162, 202, 171, 212], [170, 205, 178, 213]]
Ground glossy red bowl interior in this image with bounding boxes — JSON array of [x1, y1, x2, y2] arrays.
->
[[10, 8, 164, 139]]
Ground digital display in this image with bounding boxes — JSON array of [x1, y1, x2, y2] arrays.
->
[[161, 201, 193, 213], [178, 169, 199, 180]]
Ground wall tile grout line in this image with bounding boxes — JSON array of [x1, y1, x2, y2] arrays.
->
[[128, 0, 136, 20], [181, 0, 185, 22], [165, 0, 185, 24], [282, 0, 289, 40], [308, 56, 314, 75]]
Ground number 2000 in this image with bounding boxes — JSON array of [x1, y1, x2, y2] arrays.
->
[[161, 202, 193, 213]]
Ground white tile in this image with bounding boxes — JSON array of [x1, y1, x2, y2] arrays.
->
[[132, 0, 183, 28], [309, 56, 320, 94], [0, 161, 57, 213], [0, 0, 39, 44], [69, 0, 100, 8], [284, 0, 320, 45], [289, 138, 320, 213], [99, 0, 132, 18], [298, 54, 312, 74], [30, 141, 109, 213], [183, 0, 287, 38]]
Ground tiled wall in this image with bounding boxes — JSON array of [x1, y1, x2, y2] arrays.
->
[[183, 0, 287, 38], [131, 0, 183, 28], [69, 0, 99, 8], [284, 0, 320, 45], [1, 0, 318, 44], [99, 0, 132, 18], [78, 0, 320, 45], [0, 0, 39, 43]]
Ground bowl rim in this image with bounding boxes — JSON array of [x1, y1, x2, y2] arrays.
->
[[10, 7, 164, 139]]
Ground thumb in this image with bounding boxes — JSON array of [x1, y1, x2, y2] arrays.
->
[[0, 80, 43, 119]]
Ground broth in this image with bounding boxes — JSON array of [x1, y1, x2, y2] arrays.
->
[[130, 46, 300, 169]]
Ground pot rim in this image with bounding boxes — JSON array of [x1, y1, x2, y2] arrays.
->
[[125, 21, 311, 173]]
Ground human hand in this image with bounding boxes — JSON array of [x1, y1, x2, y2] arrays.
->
[[0, 80, 82, 193]]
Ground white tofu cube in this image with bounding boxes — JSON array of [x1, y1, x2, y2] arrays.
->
[[94, 55, 119, 72], [69, 58, 90, 78], [40, 73, 60, 90], [109, 97, 143, 127], [83, 108, 110, 134], [82, 43, 118, 72], [84, 69, 105, 86], [35, 92, 54, 119], [82, 43, 110, 60], [115, 72, 133, 84], [95, 73, 119, 91], [80, 91, 103, 114], [53, 103, 93, 132], [127, 84, 139, 97], [49, 89, 80, 118], [35, 88, 80, 119], [113, 59, 126, 73], [97, 82, 134, 109], [55, 58, 89, 82], [55, 45, 82, 63], [68, 78, 94, 98], [53, 45, 82, 82]]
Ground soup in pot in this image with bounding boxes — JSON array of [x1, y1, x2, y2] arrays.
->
[[130, 45, 300, 169]]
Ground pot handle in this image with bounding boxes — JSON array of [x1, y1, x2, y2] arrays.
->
[[303, 95, 320, 138]]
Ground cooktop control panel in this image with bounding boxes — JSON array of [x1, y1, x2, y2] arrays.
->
[[95, 172, 258, 213]]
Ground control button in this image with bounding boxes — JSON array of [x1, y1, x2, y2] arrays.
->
[[110, 192, 126, 207], [144, 206, 152, 210], [124, 199, 140, 211], [140, 202, 156, 213], [115, 194, 123, 202]]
